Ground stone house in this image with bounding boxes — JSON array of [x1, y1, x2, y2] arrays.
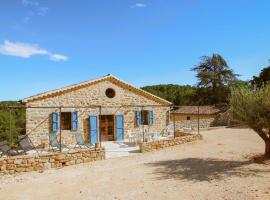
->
[[171, 106, 223, 129], [21, 75, 172, 147]]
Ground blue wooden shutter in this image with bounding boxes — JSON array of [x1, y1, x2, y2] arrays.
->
[[116, 115, 124, 141], [149, 111, 154, 125], [72, 112, 78, 131], [136, 111, 142, 126], [89, 115, 98, 144], [52, 112, 58, 132]]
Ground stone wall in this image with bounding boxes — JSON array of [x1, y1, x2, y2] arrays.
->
[[139, 134, 202, 153], [0, 148, 105, 176], [25, 80, 170, 146], [173, 118, 215, 130], [172, 114, 217, 121]]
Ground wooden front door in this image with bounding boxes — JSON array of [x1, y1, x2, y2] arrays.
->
[[100, 115, 115, 141]]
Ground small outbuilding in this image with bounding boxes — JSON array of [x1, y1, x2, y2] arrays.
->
[[172, 106, 224, 129]]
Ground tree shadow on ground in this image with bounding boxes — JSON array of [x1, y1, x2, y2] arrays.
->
[[145, 158, 269, 182], [128, 150, 140, 154]]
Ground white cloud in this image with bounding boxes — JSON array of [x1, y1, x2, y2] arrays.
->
[[22, 0, 39, 7], [37, 6, 48, 16], [19, 0, 48, 25], [49, 54, 68, 62], [0, 40, 68, 62], [132, 3, 146, 8], [0, 40, 48, 58]]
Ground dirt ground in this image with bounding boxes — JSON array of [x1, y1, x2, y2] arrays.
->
[[1, 128, 270, 200]]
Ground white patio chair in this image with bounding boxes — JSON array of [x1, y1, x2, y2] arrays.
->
[[144, 133, 153, 142], [153, 133, 162, 141], [135, 133, 143, 143], [167, 124, 174, 136], [127, 130, 136, 143]]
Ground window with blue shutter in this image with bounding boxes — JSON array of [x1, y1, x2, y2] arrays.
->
[[136, 111, 142, 126], [72, 111, 78, 131], [149, 111, 154, 125], [52, 112, 58, 132]]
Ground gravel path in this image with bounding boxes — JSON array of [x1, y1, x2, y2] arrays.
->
[[0, 128, 270, 200]]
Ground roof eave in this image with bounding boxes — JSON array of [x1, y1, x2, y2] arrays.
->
[[21, 74, 172, 106]]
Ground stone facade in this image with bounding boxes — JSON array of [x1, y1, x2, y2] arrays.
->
[[171, 108, 226, 130], [173, 118, 215, 130], [139, 134, 202, 153], [23, 77, 171, 146], [0, 148, 105, 176], [172, 113, 217, 121]]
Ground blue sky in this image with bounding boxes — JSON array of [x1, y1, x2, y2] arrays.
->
[[1, 0, 270, 100]]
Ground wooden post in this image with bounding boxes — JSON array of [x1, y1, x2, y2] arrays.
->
[[173, 111, 176, 138], [197, 105, 200, 135], [99, 106, 102, 147], [59, 107, 62, 152], [142, 107, 145, 142], [9, 109, 12, 144]]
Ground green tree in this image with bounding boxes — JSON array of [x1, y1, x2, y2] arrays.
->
[[142, 84, 197, 105], [0, 101, 25, 146], [230, 84, 270, 158], [192, 54, 238, 104], [251, 65, 270, 88]]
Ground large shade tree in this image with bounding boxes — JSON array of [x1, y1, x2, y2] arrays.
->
[[251, 65, 270, 88], [192, 54, 237, 104], [230, 84, 270, 158]]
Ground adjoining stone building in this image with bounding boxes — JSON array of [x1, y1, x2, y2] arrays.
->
[[172, 106, 224, 130], [21, 75, 172, 147]]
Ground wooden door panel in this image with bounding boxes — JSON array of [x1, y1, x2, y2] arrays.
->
[[100, 115, 115, 141]]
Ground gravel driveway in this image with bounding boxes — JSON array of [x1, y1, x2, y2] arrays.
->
[[0, 128, 270, 200]]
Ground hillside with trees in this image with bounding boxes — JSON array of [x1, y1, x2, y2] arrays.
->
[[0, 101, 25, 146], [141, 84, 197, 105]]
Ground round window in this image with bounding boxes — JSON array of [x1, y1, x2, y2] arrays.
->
[[105, 88, 115, 98]]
